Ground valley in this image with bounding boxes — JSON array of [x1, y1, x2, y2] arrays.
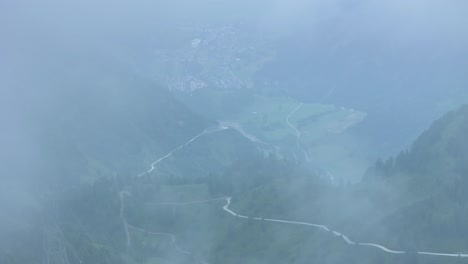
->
[[115, 108, 468, 263]]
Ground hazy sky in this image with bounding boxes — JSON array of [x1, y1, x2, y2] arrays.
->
[[2, 0, 467, 163], [2, 0, 467, 69], [1, 0, 468, 261], [2, 0, 467, 189]]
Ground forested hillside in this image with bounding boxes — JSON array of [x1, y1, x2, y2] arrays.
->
[[4, 98, 468, 264], [363, 104, 468, 253], [49, 104, 468, 264], [202, 105, 468, 264], [3, 67, 468, 263], [0, 63, 257, 263], [2, 1, 468, 264]]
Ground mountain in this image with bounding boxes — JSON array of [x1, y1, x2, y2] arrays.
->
[[362, 104, 468, 253], [255, 1, 468, 156], [0, 60, 257, 263], [198, 105, 468, 264], [2, 1, 468, 263], [155, 104, 468, 264], [3, 69, 467, 263]]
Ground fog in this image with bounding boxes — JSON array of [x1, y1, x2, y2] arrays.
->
[[1, 0, 468, 263]]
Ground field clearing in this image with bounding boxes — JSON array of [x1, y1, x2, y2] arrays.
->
[[232, 96, 366, 146]]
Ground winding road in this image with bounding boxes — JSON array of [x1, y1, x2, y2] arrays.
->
[[127, 224, 193, 256], [284, 87, 336, 163], [120, 191, 209, 264], [218, 121, 268, 145], [123, 121, 468, 261], [119, 191, 132, 248], [285, 103, 310, 162], [147, 196, 468, 258], [137, 124, 229, 177], [120, 126, 231, 262]]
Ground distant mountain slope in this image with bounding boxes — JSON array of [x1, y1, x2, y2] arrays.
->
[[183, 105, 468, 264], [364, 104, 468, 252], [255, 1, 468, 156], [198, 105, 468, 263], [28, 69, 211, 185], [0, 62, 256, 263], [393, 104, 468, 180], [368, 104, 468, 187], [7, 60, 258, 185]]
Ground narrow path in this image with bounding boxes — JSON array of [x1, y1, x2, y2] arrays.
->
[[147, 197, 468, 258], [42, 223, 71, 264], [146, 197, 228, 206], [127, 224, 192, 256], [285, 87, 336, 163], [119, 125, 227, 262], [119, 191, 209, 264], [119, 191, 132, 248], [137, 125, 229, 177], [285, 103, 310, 162], [285, 103, 303, 137], [124, 114, 468, 261], [218, 121, 268, 145]]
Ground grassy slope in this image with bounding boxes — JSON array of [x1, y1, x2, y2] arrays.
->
[[233, 96, 366, 145]]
